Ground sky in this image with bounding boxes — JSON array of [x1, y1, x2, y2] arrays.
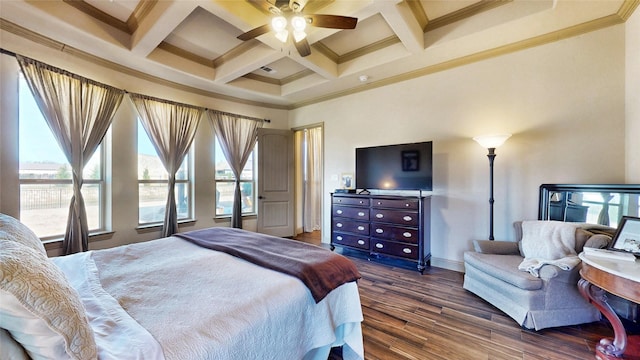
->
[[19, 76, 157, 164]]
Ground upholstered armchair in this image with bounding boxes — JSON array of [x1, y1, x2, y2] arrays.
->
[[463, 221, 614, 330]]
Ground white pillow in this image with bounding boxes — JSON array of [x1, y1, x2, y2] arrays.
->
[[0, 240, 97, 360], [0, 328, 29, 360], [0, 213, 46, 255]]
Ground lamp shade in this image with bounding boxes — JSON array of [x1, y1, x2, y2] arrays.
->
[[473, 134, 511, 149]]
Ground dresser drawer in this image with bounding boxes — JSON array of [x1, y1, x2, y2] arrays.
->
[[371, 198, 419, 210], [371, 223, 418, 244], [371, 209, 418, 226], [333, 205, 369, 220], [332, 196, 370, 207], [371, 239, 419, 260], [332, 219, 370, 235], [332, 232, 369, 250]]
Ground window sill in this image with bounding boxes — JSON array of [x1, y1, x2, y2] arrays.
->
[[43, 230, 115, 252], [214, 213, 257, 222], [135, 219, 197, 234]]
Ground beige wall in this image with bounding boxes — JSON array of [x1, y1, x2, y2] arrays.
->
[[626, 8, 640, 182], [0, 31, 289, 256], [290, 24, 627, 271]]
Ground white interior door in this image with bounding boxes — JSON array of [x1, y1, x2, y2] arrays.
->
[[257, 128, 294, 237]]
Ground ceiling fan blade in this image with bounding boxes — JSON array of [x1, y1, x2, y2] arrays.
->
[[237, 23, 271, 41], [294, 38, 311, 57], [306, 14, 357, 29]]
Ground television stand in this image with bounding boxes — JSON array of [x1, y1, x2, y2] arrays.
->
[[330, 192, 431, 272]]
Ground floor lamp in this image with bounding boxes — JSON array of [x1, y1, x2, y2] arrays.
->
[[473, 134, 511, 240]]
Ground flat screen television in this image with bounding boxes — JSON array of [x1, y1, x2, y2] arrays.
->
[[355, 141, 433, 191]]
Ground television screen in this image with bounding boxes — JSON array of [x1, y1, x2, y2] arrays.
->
[[356, 141, 433, 191]]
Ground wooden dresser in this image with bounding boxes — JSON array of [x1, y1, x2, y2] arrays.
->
[[330, 193, 431, 272]]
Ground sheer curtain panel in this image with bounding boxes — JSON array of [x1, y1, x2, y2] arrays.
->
[[303, 128, 322, 232], [129, 94, 202, 237], [208, 111, 262, 228], [17, 55, 124, 254]]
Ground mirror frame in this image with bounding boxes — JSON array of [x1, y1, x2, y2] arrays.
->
[[538, 184, 640, 224]]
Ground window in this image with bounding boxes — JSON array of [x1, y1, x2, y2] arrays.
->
[[214, 137, 256, 216], [18, 75, 106, 238], [137, 119, 192, 224]]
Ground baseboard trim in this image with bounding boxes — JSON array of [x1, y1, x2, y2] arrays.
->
[[431, 257, 465, 273]]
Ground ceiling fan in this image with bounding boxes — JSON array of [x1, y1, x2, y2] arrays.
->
[[237, 0, 358, 57]]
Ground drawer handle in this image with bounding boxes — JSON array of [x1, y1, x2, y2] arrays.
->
[[357, 226, 365, 231], [377, 201, 382, 205], [375, 228, 384, 234], [337, 199, 342, 202], [357, 240, 365, 245], [405, 203, 410, 207], [375, 243, 384, 249], [359, 200, 364, 204], [403, 215, 412, 221], [375, 213, 384, 219], [358, 212, 365, 217], [336, 223, 343, 228], [403, 232, 412, 238], [336, 210, 343, 214], [403, 248, 412, 254], [336, 236, 343, 240]]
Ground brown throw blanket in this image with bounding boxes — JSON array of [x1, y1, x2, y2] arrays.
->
[[175, 227, 361, 303]]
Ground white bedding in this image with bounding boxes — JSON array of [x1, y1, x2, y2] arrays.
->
[[52, 236, 364, 360]]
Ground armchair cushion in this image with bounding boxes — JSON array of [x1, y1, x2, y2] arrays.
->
[[463, 252, 542, 290]]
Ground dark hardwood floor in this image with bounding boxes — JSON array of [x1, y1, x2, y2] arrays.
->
[[294, 231, 620, 360]]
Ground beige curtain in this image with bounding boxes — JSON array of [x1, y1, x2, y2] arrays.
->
[[303, 127, 322, 232], [17, 55, 124, 254], [208, 110, 262, 228], [129, 94, 202, 237]]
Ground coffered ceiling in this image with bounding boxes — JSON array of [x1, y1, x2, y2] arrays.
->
[[0, 0, 636, 109]]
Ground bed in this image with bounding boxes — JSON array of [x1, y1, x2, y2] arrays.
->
[[0, 214, 364, 360]]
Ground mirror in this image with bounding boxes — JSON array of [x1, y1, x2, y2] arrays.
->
[[538, 184, 640, 228]]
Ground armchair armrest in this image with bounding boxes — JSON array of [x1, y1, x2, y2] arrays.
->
[[473, 240, 520, 255], [538, 262, 582, 282]]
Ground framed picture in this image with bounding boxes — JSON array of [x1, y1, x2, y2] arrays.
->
[[341, 173, 354, 189], [401, 150, 419, 171], [609, 216, 640, 256]]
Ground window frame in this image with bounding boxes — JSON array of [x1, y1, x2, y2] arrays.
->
[[19, 146, 107, 241], [136, 120, 194, 226], [213, 137, 257, 218]]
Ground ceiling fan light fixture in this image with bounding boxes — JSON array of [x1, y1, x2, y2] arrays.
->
[[291, 16, 306, 31], [271, 16, 287, 32], [293, 30, 306, 42], [275, 29, 289, 43]]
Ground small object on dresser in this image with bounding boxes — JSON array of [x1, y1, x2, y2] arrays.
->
[[334, 189, 356, 193], [583, 247, 637, 262]]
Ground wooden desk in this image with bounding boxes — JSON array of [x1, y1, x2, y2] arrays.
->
[[578, 253, 640, 360]]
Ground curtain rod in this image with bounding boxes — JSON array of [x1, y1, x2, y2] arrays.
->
[[3, 48, 271, 124], [1, 48, 17, 57], [208, 109, 270, 123]]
